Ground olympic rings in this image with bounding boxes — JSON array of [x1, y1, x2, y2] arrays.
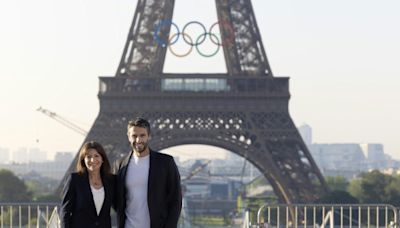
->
[[153, 20, 235, 57], [168, 33, 193, 57]]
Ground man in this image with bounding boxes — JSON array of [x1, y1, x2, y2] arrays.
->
[[115, 117, 182, 228]]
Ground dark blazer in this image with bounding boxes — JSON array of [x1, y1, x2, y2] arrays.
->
[[60, 172, 116, 228], [115, 149, 182, 228]]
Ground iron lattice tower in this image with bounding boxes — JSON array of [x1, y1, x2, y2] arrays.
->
[[64, 0, 328, 203]]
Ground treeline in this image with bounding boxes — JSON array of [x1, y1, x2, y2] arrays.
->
[[0, 169, 59, 203], [2, 168, 400, 206], [320, 170, 400, 206]]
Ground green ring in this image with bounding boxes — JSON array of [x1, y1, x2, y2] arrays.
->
[[195, 33, 220, 57]]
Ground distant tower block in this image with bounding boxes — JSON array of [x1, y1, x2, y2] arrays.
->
[[298, 124, 312, 145], [62, 0, 328, 203]]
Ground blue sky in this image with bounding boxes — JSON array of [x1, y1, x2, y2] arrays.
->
[[1, 0, 399, 159]]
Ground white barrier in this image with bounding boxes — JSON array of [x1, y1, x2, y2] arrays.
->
[[0, 203, 58, 228], [250, 204, 398, 228]]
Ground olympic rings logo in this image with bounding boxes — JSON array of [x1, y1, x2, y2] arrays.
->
[[153, 20, 235, 58]]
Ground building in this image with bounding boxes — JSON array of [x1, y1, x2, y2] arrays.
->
[[297, 124, 397, 179], [0, 151, 74, 180], [0, 147, 10, 164], [9, 147, 47, 163], [28, 148, 47, 162], [360, 143, 387, 169], [54, 151, 74, 162], [298, 123, 312, 145], [12, 147, 29, 163], [309, 143, 368, 178]]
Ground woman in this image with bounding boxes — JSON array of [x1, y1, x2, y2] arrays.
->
[[60, 141, 116, 228]]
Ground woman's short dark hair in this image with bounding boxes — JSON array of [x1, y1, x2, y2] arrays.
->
[[127, 117, 151, 135], [76, 141, 111, 176]]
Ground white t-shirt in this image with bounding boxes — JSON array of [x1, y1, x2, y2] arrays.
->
[[125, 154, 151, 228], [90, 185, 104, 215]]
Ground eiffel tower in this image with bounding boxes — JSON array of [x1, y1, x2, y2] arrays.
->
[[64, 0, 328, 203]]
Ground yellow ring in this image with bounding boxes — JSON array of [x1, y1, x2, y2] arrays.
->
[[168, 33, 193, 58]]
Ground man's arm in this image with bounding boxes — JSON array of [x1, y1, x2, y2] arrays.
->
[[165, 157, 182, 228], [112, 158, 122, 175], [112, 157, 124, 211]]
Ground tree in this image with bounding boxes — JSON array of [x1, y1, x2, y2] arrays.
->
[[348, 178, 363, 200], [26, 177, 60, 202], [35, 193, 60, 203], [348, 170, 400, 206], [0, 169, 32, 202], [317, 190, 359, 204], [359, 170, 389, 203], [383, 175, 400, 206], [325, 176, 349, 191]]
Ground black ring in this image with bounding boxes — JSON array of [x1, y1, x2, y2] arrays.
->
[[181, 21, 207, 46]]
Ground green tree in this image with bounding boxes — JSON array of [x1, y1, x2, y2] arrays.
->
[[26, 177, 60, 202], [383, 175, 400, 206], [0, 169, 32, 202], [317, 190, 359, 204], [35, 193, 60, 203], [348, 178, 362, 200], [359, 170, 389, 203], [325, 176, 349, 191], [348, 170, 400, 206]]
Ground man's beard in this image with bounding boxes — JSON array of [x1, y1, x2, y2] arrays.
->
[[132, 142, 148, 153]]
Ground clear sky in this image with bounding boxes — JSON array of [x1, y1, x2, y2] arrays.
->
[[1, 0, 399, 159]]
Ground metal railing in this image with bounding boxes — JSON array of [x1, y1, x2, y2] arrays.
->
[[243, 209, 251, 228], [0, 203, 59, 228], [2, 202, 398, 228], [245, 204, 399, 228]]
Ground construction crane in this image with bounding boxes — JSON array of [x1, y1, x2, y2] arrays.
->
[[36, 107, 88, 136], [181, 159, 212, 182]]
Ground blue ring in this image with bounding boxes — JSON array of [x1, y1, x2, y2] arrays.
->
[[153, 19, 180, 47]]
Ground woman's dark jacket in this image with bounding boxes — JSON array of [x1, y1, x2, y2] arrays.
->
[[60, 172, 116, 228]]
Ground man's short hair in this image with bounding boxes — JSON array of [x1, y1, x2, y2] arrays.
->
[[127, 117, 151, 135]]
